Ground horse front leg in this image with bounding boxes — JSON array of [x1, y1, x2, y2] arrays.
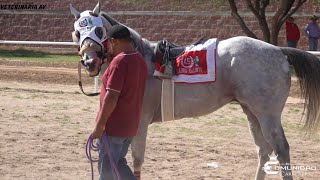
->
[[131, 107, 156, 180], [131, 76, 162, 179], [131, 121, 149, 180]]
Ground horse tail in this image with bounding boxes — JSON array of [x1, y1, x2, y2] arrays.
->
[[281, 47, 320, 131]]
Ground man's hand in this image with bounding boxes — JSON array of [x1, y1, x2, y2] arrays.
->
[[91, 125, 105, 139]]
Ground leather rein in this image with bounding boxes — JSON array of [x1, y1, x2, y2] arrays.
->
[[77, 61, 101, 96]]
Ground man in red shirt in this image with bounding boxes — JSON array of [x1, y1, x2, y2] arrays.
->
[[285, 17, 300, 48], [92, 25, 148, 180]]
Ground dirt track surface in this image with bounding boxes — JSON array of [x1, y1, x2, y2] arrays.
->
[[0, 60, 319, 180], [0, 60, 86, 85]]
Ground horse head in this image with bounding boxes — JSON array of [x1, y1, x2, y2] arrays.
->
[[70, 2, 113, 77], [70, 2, 146, 77]]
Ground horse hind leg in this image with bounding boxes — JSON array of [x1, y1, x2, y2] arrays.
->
[[241, 105, 273, 180], [255, 112, 293, 180]]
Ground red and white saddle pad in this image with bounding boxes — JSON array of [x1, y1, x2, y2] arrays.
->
[[173, 38, 217, 83]]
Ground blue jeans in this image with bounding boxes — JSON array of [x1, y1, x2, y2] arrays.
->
[[287, 40, 298, 48], [97, 135, 136, 180], [308, 37, 318, 51]]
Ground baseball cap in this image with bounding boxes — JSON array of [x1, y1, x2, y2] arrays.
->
[[107, 25, 131, 40]]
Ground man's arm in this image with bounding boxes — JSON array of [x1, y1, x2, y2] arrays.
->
[[92, 89, 120, 139]]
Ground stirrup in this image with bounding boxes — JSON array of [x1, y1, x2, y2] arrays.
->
[[153, 71, 172, 79], [153, 65, 173, 79]]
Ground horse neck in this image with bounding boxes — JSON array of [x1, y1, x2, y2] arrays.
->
[[99, 13, 155, 73], [122, 27, 155, 65], [125, 27, 148, 54], [100, 14, 146, 52]]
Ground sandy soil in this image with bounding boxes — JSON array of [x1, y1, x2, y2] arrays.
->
[[0, 60, 319, 180]]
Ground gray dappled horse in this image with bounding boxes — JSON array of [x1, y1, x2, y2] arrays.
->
[[70, 3, 320, 180]]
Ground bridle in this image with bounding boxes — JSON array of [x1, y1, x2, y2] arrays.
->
[[72, 6, 147, 97], [76, 28, 143, 97], [77, 36, 108, 96], [72, 11, 107, 96]]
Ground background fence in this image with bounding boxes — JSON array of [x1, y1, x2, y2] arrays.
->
[[1, 40, 319, 93], [1, 0, 320, 49]]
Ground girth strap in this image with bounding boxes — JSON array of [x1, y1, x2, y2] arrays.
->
[[161, 79, 175, 122]]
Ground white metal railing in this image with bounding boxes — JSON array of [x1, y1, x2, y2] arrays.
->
[[0, 40, 77, 46], [307, 51, 320, 56], [1, 40, 320, 93]]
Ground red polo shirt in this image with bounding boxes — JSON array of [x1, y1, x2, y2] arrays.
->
[[97, 51, 147, 137]]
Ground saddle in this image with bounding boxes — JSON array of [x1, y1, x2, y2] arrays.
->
[[154, 37, 206, 78], [157, 41, 186, 58]]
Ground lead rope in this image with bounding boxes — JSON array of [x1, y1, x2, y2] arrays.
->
[[86, 134, 99, 180], [86, 134, 121, 180]]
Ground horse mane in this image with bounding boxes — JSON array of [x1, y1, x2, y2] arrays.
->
[[99, 12, 141, 41], [99, 12, 153, 58], [99, 12, 119, 26]]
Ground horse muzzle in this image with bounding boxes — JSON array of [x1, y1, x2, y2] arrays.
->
[[81, 52, 101, 77]]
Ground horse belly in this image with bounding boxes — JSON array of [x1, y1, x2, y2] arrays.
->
[[173, 83, 233, 119]]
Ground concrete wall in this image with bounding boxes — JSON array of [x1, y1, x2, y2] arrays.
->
[[0, 0, 319, 49]]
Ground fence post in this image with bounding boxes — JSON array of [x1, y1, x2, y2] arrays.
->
[[94, 76, 99, 93]]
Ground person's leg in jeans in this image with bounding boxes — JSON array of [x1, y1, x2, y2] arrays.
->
[[97, 135, 136, 180], [309, 38, 314, 51], [117, 138, 136, 180], [287, 40, 297, 48], [293, 41, 298, 48], [309, 38, 317, 51]]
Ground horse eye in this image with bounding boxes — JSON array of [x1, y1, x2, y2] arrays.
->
[[95, 27, 103, 39]]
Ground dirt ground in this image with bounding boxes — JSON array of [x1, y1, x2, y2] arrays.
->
[[0, 60, 319, 180]]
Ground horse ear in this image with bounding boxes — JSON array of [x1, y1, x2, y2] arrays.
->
[[69, 4, 80, 20], [92, 2, 101, 15]]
